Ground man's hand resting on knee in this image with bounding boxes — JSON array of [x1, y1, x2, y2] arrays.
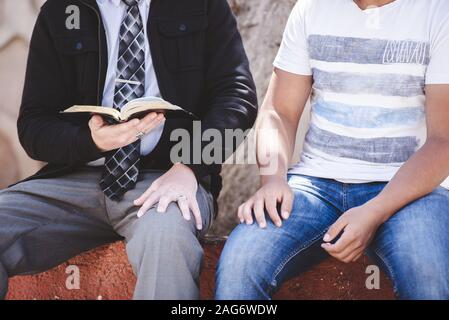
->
[[89, 113, 165, 152], [133, 163, 203, 230], [238, 176, 294, 229]]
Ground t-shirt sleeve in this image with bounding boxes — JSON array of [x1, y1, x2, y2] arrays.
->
[[426, 11, 449, 84], [273, 1, 312, 76]]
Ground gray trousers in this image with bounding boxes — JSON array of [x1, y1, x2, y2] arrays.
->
[[0, 166, 214, 300]]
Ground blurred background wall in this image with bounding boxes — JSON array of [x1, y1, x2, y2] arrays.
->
[[0, 0, 309, 235]]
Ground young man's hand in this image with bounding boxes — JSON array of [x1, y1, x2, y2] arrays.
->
[[133, 163, 203, 230], [238, 176, 294, 228], [321, 203, 385, 263], [89, 112, 165, 152]]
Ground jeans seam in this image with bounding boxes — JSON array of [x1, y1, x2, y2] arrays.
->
[[372, 247, 399, 296], [271, 229, 328, 288]]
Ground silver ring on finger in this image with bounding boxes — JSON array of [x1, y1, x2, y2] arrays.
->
[[177, 195, 188, 202]]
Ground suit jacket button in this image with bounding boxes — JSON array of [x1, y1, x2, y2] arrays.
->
[[178, 24, 187, 32], [75, 42, 83, 50]]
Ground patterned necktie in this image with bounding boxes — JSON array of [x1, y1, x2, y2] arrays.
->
[[100, 0, 145, 201]]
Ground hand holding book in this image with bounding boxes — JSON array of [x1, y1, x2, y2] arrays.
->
[[88, 112, 165, 152]]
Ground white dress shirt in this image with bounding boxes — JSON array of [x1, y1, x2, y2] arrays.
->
[[90, 0, 164, 165]]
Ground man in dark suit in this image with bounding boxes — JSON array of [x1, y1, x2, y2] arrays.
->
[[0, 0, 257, 299]]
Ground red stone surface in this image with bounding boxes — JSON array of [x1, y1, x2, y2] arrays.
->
[[7, 239, 395, 300]]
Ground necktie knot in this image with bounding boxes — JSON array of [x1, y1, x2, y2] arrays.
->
[[122, 0, 140, 7]]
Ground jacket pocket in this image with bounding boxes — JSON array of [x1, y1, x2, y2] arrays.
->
[[157, 14, 208, 72], [54, 36, 99, 97], [54, 35, 99, 55]]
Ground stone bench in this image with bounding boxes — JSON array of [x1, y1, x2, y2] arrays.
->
[[7, 237, 395, 300]]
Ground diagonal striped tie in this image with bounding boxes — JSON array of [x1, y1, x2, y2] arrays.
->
[[100, 0, 145, 201]]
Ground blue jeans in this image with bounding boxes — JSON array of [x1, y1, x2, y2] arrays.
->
[[216, 174, 449, 300]]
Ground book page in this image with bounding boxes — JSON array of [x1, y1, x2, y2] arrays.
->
[[62, 105, 121, 121], [122, 96, 183, 120]]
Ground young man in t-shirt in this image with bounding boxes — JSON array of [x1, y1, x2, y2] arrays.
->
[[216, 0, 449, 300]]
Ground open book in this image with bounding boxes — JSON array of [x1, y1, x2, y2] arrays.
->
[[61, 96, 195, 123]]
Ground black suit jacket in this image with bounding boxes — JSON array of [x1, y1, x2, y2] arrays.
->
[[16, 0, 258, 200]]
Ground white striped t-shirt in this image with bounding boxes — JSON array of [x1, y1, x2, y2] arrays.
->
[[274, 0, 449, 188]]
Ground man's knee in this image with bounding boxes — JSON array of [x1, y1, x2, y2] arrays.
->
[[217, 228, 257, 280], [216, 224, 277, 299], [217, 252, 272, 297], [126, 204, 203, 268], [394, 259, 449, 300], [377, 190, 449, 299]]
